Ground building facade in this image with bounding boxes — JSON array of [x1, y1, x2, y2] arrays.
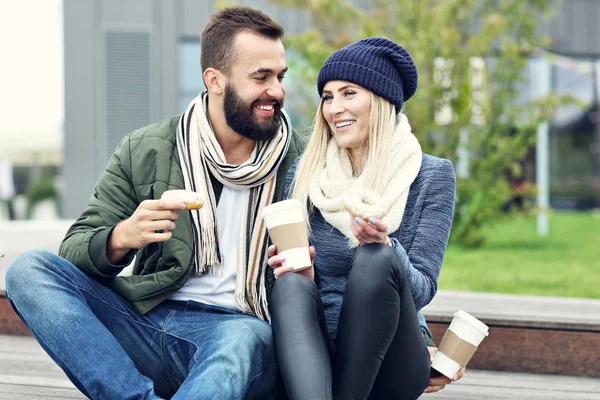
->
[[62, 0, 600, 217]]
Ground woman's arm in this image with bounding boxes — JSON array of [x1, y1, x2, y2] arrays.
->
[[390, 159, 456, 310]]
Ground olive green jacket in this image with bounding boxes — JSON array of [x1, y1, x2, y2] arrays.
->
[[58, 116, 306, 315]]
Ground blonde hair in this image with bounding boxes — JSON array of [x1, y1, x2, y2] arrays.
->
[[291, 93, 398, 233]]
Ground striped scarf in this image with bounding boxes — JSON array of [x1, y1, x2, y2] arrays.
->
[[176, 91, 291, 321]]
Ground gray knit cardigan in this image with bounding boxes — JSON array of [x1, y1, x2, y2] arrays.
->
[[283, 153, 456, 338]]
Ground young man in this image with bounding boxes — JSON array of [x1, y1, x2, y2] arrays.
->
[[5, 7, 304, 400]]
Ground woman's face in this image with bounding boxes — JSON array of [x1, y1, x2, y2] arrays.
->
[[321, 80, 371, 158]]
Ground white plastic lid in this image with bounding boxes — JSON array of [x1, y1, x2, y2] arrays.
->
[[454, 310, 489, 336], [261, 199, 302, 218]]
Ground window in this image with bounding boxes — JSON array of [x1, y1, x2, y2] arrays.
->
[[548, 56, 599, 209], [179, 40, 204, 112]]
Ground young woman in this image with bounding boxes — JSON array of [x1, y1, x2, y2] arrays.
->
[[268, 37, 459, 399]]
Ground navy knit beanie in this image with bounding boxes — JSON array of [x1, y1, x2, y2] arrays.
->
[[317, 37, 418, 111]]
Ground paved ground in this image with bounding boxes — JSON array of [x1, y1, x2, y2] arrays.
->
[[0, 335, 84, 399], [0, 334, 599, 400]]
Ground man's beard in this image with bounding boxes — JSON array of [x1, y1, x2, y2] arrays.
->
[[223, 84, 283, 142]]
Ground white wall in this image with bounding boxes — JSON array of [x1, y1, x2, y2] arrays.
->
[[0, 0, 63, 166]]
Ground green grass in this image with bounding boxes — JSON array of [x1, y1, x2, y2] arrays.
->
[[440, 211, 600, 299]]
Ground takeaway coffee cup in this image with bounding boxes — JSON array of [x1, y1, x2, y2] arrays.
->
[[262, 199, 311, 272], [431, 310, 489, 379]]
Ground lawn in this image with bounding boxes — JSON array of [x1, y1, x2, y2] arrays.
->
[[439, 211, 600, 299]]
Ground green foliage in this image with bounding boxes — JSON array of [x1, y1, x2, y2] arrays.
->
[[26, 176, 59, 219], [272, 0, 568, 247]]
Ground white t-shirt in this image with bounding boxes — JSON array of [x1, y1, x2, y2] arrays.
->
[[169, 186, 248, 310]]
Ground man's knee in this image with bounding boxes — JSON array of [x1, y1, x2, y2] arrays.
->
[[237, 319, 274, 352], [5, 249, 60, 297], [238, 321, 278, 399], [210, 319, 277, 399], [220, 319, 276, 371], [223, 316, 273, 353]]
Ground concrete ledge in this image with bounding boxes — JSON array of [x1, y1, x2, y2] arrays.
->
[[422, 290, 600, 332], [0, 220, 73, 338], [0, 220, 74, 293], [428, 322, 600, 378], [0, 219, 133, 338], [422, 291, 600, 378], [0, 297, 30, 336]]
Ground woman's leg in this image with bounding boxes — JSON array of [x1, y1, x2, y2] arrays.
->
[[270, 272, 335, 400], [334, 243, 430, 400]]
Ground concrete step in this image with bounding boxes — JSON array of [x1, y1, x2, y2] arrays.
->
[[422, 291, 600, 377]]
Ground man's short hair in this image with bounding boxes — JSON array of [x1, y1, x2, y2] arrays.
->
[[200, 6, 284, 75]]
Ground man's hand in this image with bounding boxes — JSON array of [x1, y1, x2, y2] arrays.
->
[[424, 346, 465, 393], [107, 199, 186, 264], [267, 244, 316, 281]]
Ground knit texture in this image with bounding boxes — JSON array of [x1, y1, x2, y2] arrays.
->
[[284, 154, 456, 338], [308, 113, 421, 248], [317, 37, 418, 111], [177, 90, 291, 322]]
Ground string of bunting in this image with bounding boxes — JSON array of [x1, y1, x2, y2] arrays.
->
[[533, 49, 598, 73]]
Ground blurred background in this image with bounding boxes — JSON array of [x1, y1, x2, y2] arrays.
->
[[0, 0, 598, 299]]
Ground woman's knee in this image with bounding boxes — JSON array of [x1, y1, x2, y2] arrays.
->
[[351, 243, 405, 286], [270, 273, 323, 335], [271, 272, 319, 306]]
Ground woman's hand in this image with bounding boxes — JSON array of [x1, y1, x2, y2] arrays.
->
[[267, 245, 316, 281], [350, 216, 392, 246], [424, 346, 465, 393]]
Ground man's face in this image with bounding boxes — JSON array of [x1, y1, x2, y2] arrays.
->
[[223, 81, 284, 142], [223, 32, 287, 141]]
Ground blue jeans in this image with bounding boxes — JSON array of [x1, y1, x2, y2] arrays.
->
[[5, 250, 277, 400]]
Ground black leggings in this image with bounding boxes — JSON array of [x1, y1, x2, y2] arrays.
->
[[270, 243, 431, 400]]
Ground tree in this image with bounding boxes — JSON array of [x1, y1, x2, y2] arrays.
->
[[272, 0, 569, 247]]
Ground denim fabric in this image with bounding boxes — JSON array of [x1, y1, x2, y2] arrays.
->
[[5, 250, 277, 400]]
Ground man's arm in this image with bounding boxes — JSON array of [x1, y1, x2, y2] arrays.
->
[[58, 135, 139, 280], [106, 221, 133, 265], [59, 135, 186, 280], [106, 198, 185, 265]]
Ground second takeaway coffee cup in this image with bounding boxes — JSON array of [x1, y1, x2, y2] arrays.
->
[[431, 310, 489, 379], [262, 199, 311, 272]]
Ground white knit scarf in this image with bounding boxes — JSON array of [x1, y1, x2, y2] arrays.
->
[[308, 113, 422, 247], [176, 91, 291, 321]]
